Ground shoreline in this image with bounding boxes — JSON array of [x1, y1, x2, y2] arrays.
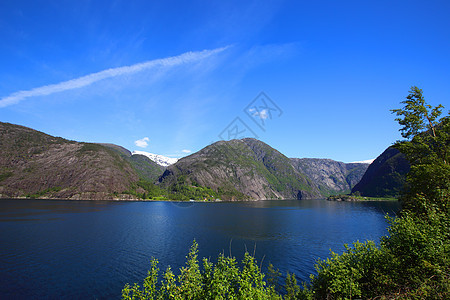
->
[[1, 196, 398, 203], [327, 194, 398, 202], [0, 196, 307, 203]]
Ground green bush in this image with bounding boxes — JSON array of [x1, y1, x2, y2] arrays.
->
[[306, 209, 449, 299], [122, 241, 282, 300]]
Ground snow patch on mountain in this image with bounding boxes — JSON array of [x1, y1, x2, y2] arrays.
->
[[349, 159, 375, 164], [132, 151, 178, 167]]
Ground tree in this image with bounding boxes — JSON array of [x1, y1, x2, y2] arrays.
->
[[391, 86, 444, 140], [391, 86, 449, 214]]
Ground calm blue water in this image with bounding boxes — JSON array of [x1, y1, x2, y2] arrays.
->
[[0, 198, 400, 299]]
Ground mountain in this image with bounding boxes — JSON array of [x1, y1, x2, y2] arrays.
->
[[132, 151, 178, 167], [351, 147, 410, 197], [0, 122, 161, 200], [290, 158, 370, 195], [158, 138, 324, 200]]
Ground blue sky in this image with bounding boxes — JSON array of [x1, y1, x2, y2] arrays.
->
[[1, 0, 449, 162]]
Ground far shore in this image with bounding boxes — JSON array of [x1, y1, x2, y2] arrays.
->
[[327, 194, 398, 202], [1, 196, 326, 203]]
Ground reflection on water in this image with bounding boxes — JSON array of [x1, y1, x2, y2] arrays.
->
[[0, 198, 400, 299]]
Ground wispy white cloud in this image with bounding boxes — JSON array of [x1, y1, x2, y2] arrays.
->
[[181, 149, 191, 153], [134, 137, 150, 148], [249, 108, 269, 120], [0, 46, 230, 108]]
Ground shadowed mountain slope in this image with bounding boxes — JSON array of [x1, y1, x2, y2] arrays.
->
[[351, 147, 410, 197]]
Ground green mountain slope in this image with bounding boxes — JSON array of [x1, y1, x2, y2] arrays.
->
[[158, 138, 321, 200]]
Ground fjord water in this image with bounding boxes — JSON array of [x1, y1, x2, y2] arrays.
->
[[0, 199, 399, 299]]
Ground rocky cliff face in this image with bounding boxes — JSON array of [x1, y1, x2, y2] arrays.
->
[[0, 122, 159, 200], [158, 138, 321, 200], [351, 147, 410, 197], [290, 158, 369, 195]]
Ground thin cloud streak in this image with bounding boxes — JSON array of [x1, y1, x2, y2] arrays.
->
[[0, 46, 229, 108]]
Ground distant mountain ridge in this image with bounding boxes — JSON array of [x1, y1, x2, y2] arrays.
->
[[131, 151, 178, 167], [290, 158, 369, 196], [1, 121, 371, 201]]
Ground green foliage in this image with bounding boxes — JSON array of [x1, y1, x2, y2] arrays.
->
[[351, 190, 361, 197], [383, 209, 450, 298], [285, 272, 301, 300], [0, 171, 13, 182], [178, 241, 202, 299], [77, 143, 104, 154], [137, 180, 168, 200], [168, 182, 219, 201], [122, 241, 283, 299], [391, 86, 444, 140], [306, 208, 450, 299], [128, 154, 164, 182], [26, 186, 62, 198], [391, 86, 449, 214], [123, 179, 168, 200], [267, 263, 281, 289], [124, 177, 226, 201], [216, 186, 250, 201]]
